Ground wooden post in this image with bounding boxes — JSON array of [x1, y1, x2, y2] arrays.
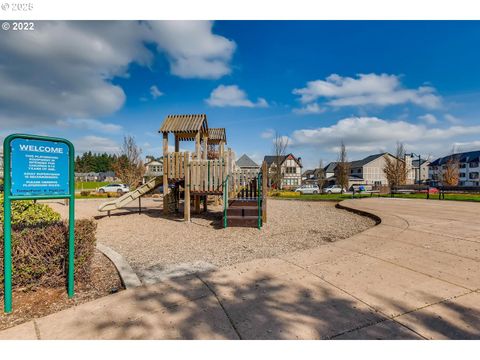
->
[[175, 135, 180, 152], [163, 132, 169, 214], [262, 161, 267, 223], [184, 152, 190, 222], [194, 195, 200, 213], [203, 135, 208, 160], [195, 132, 201, 159], [203, 195, 207, 212], [219, 141, 225, 158], [138, 196, 142, 214]]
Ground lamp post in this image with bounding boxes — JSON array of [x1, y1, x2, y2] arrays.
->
[[410, 152, 422, 184]]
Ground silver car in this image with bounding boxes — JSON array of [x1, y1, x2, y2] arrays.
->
[[98, 183, 130, 194], [294, 184, 320, 194]]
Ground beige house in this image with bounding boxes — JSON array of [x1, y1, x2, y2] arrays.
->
[[263, 153, 303, 189], [324, 153, 414, 188], [143, 157, 163, 183]]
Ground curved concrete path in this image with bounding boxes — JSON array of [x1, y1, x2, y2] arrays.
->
[[1, 198, 479, 339]]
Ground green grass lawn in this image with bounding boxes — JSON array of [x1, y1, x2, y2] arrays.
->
[[274, 192, 480, 202], [75, 181, 109, 191]]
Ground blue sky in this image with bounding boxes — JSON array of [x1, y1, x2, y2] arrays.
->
[[1, 21, 480, 168]]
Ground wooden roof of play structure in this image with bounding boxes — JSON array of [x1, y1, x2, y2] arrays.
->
[[159, 114, 208, 140], [208, 128, 227, 144]]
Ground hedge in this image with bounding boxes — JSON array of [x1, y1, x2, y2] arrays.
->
[[0, 196, 97, 292]]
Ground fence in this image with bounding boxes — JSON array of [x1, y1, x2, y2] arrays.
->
[[164, 152, 188, 180], [189, 158, 226, 193]]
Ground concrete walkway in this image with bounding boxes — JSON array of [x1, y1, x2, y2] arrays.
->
[[1, 198, 479, 339]]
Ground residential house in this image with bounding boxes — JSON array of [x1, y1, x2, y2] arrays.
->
[[302, 168, 324, 185], [263, 153, 302, 189], [75, 171, 118, 182], [429, 150, 480, 187], [143, 157, 164, 183], [236, 154, 260, 172], [323, 153, 414, 188], [412, 158, 430, 184]]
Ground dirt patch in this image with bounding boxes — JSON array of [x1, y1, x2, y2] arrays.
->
[[0, 250, 124, 331]]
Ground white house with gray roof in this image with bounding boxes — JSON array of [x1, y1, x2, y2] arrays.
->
[[236, 154, 260, 171]]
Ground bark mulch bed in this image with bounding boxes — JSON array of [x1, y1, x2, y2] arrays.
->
[[0, 250, 124, 331]]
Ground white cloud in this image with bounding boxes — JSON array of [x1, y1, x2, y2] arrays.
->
[[206, 85, 269, 108], [146, 21, 235, 79], [0, 21, 235, 128], [293, 73, 442, 110], [418, 113, 438, 124], [57, 119, 122, 133], [73, 135, 120, 154], [445, 113, 462, 124], [290, 116, 480, 157], [150, 85, 164, 99], [260, 129, 275, 139], [293, 103, 325, 114], [452, 140, 480, 152]]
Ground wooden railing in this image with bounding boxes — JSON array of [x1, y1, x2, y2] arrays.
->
[[164, 152, 188, 180], [190, 158, 226, 193], [229, 169, 259, 197]]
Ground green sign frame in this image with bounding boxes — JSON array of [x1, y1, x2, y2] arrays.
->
[[3, 134, 75, 313]]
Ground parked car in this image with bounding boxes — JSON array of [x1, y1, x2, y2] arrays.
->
[[323, 185, 346, 194], [294, 184, 320, 194], [98, 183, 130, 194]]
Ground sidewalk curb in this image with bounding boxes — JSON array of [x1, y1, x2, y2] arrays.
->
[[96, 243, 142, 289]]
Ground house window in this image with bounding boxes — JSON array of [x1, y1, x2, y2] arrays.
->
[[469, 162, 479, 168], [469, 172, 479, 180], [460, 173, 466, 178], [286, 167, 296, 174], [460, 164, 467, 168]]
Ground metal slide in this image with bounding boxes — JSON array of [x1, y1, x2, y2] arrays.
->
[[98, 177, 163, 212]]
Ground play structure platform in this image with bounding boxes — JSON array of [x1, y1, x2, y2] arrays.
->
[[98, 114, 267, 228]]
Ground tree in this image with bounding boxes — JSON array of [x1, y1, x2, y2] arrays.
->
[[113, 136, 145, 189], [442, 146, 460, 186], [316, 159, 326, 189], [383, 142, 408, 187], [272, 131, 289, 189], [334, 141, 350, 193]]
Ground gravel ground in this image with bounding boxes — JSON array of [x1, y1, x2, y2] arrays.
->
[[47, 198, 375, 281]]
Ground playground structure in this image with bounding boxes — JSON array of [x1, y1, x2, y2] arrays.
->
[[98, 114, 267, 228]]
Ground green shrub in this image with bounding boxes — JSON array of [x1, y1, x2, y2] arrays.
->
[[0, 219, 97, 291], [80, 190, 92, 197], [0, 194, 61, 226]]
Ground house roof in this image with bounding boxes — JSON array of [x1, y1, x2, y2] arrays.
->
[[412, 159, 429, 168], [350, 153, 389, 169], [159, 114, 208, 140], [303, 169, 315, 176], [263, 153, 302, 168], [324, 162, 338, 173], [208, 128, 227, 144], [430, 150, 480, 166], [264, 155, 286, 167], [236, 154, 259, 168]]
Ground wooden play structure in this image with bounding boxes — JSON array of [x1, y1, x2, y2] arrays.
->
[[99, 114, 267, 228]]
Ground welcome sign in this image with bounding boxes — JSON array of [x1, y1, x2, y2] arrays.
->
[[3, 134, 76, 313], [10, 138, 70, 196]]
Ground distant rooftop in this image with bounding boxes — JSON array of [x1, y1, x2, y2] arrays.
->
[[237, 154, 259, 168]]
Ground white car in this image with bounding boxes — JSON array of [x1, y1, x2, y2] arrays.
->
[[323, 185, 345, 194], [98, 183, 130, 194], [294, 185, 320, 194]]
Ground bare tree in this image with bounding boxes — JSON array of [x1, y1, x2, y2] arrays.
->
[[383, 142, 408, 187], [334, 141, 350, 193], [113, 135, 145, 190], [442, 146, 460, 186], [316, 159, 326, 190], [207, 144, 219, 159], [271, 131, 289, 189]]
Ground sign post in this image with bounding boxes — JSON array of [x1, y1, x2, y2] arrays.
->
[[3, 134, 75, 313]]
